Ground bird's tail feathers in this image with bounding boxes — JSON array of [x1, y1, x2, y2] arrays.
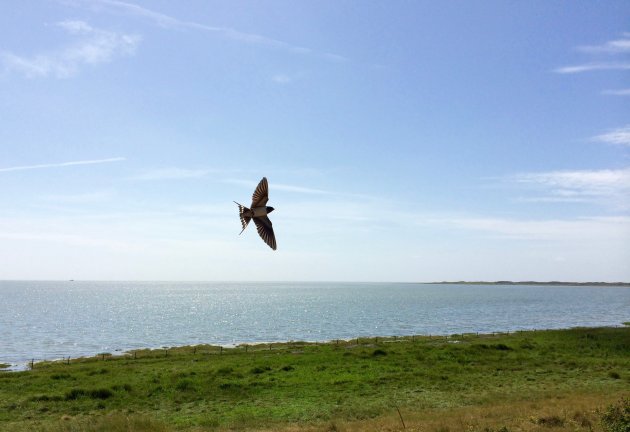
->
[[234, 201, 251, 234]]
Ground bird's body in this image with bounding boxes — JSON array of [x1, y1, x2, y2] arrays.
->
[[248, 206, 273, 218], [234, 177, 277, 250]]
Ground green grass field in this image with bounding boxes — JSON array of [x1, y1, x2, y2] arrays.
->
[[1, 327, 628, 431]]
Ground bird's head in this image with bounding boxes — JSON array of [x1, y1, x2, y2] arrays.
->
[[266, 206, 275, 213]]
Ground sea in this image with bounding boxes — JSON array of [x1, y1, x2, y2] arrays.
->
[[1, 281, 628, 370]]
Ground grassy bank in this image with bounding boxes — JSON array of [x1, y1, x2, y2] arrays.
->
[[1, 327, 628, 431]]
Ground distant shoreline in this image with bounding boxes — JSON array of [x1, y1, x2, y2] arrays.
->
[[423, 281, 630, 287]]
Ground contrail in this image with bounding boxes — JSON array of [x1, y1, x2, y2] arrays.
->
[[0, 157, 126, 172]]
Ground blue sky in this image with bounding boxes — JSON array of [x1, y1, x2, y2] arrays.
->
[[0, 1, 628, 281]]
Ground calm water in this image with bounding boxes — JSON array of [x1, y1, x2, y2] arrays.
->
[[1, 281, 628, 369]]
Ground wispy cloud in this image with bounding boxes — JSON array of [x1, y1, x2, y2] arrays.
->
[[224, 178, 330, 195], [511, 167, 630, 206], [1, 20, 140, 78], [85, 0, 348, 61], [272, 74, 292, 84], [441, 216, 630, 241], [577, 35, 630, 54], [554, 62, 630, 74], [602, 88, 630, 96], [555, 32, 630, 74], [130, 167, 211, 181], [274, 183, 330, 195], [0, 157, 126, 173], [593, 126, 630, 146], [41, 190, 114, 204], [0, 230, 138, 251]]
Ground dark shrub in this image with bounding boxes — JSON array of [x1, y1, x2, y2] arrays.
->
[[608, 371, 621, 379], [216, 366, 233, 375], [65, 388, 86, 400], [537, 415, 564, 427], [65, 388, 112, 400], [600, 397, 630, 432], [493, 344, 512, 351], [51, 373, 73, 380], [281, 365, 294, 371], [88, 388, 113, 399], [372, 349, 387, 357]]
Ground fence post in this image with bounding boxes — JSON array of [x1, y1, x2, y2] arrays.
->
[[396, 406, 406, 429]]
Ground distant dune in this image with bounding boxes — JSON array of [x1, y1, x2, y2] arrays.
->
[[425, 281, 630, 287]]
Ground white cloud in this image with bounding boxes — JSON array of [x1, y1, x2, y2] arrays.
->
[[554, 62, 630, 74], [0, 157, 126, 173], [593, 126, 630, 146], [441, 216, 630, 242], [602, 88, 630, 96], [130, 168, 210, 181], [87, 0, 348, 61], [0, 231, 138, 251], [272, 74, 292, 84], [578, 35, 630, 54], [56, 20, 95, 34], [1, 20, 140, 78], [556, 32, 630, 74], [223, 178, 330, 195], [274, 183, 329, 195], [512, 167, 630, 206], [41, 190, 114, 204]]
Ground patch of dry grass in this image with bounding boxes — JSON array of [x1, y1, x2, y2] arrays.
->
[[13, 413, 170, 432], [269, 392, 627, 432], [9, 391, 628, 431]]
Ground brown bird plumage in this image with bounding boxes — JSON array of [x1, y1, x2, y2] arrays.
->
[[234, 177, 276, 250]]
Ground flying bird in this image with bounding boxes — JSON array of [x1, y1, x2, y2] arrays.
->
[[234, 177, 276, 250]]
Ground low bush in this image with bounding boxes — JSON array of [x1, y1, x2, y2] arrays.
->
[[600, 397, 630, 432], [536, 415, 564, 427], [65, 388, 113, 400], [372, 349, 387, 357]]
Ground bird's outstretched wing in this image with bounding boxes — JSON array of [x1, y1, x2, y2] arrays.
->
[[250, 177, 269, 208], [253, 216, 276, 250]]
